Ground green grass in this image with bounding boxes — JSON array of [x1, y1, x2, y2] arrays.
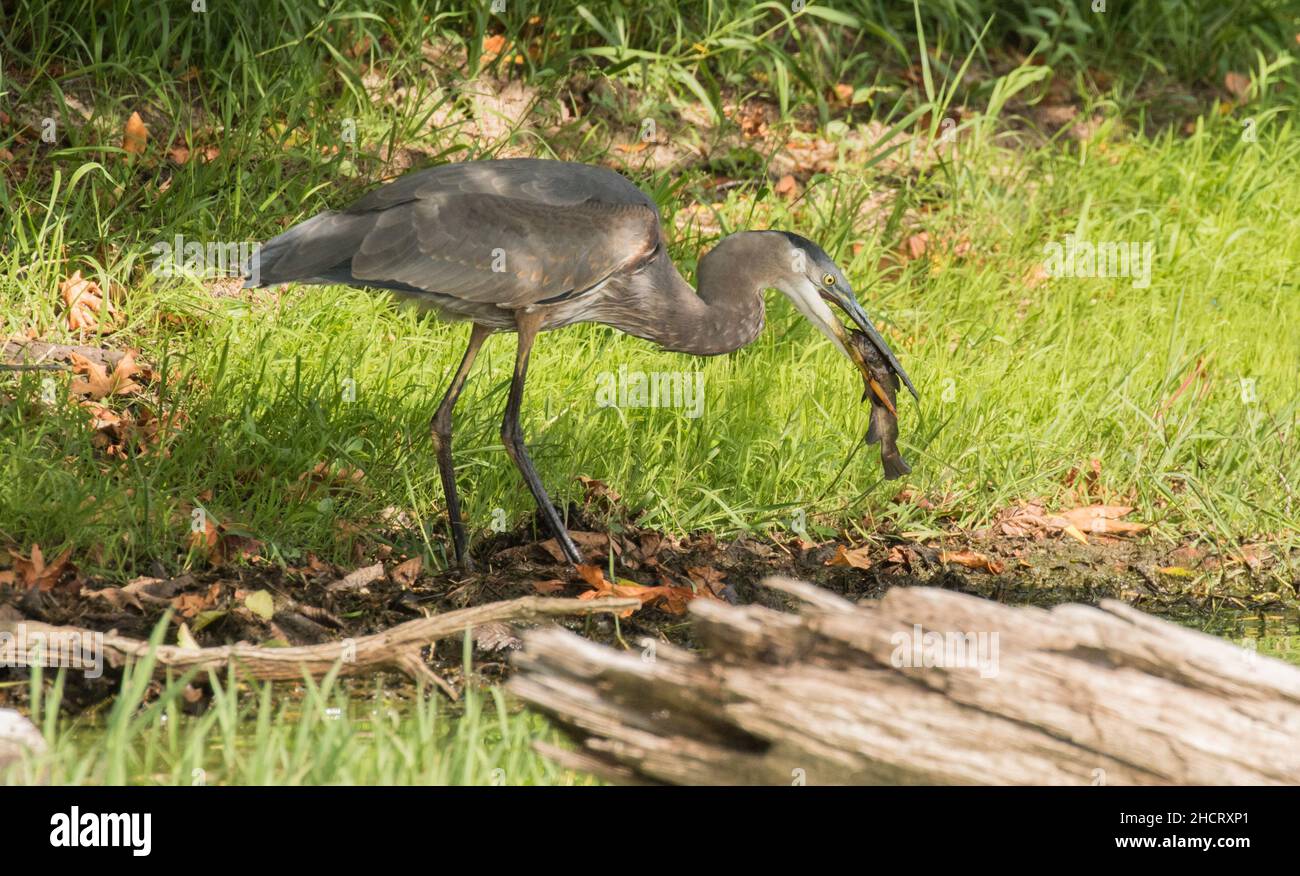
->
[[5, 628, 587, 785], [2, 0, 1298, 574], [1, 0, 1300, 785]]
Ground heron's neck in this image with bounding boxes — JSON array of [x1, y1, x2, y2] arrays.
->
[[645, 232, 779, 356]]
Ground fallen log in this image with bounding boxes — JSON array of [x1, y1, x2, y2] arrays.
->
[[1, 595, 639, 698], [510, 578, 1300, 785]]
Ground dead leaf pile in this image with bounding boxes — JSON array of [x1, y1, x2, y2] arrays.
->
[[575, 564, 716, 617], [65, 351, 174, 458]]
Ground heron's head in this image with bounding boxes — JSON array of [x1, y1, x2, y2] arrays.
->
[[767, 231, 918, 404]]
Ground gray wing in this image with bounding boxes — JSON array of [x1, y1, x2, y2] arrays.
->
[[249, 159, 663, 307]]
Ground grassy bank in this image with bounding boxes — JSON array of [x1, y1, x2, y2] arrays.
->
[[3, 4, 1299, 572]]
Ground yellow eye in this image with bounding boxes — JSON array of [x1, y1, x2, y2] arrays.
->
[[822, 273, 836, 287]]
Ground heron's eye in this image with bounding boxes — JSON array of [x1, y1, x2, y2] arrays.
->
[[822, 273, 836, 287]]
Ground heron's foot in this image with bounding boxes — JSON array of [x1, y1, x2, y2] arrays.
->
[[449, 526, 476, 571]]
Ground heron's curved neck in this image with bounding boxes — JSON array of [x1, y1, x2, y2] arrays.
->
[[647, 231, 780, 356]]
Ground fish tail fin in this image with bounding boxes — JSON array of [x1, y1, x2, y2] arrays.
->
[[881, 451, 911, 480]]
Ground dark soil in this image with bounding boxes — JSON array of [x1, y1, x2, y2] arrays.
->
[[2, 505, 1296, 713]]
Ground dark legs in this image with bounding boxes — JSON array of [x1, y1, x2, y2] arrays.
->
[[502, 312, 584, 565], [431, 323, 491, 568], [432, 316, 582, 568]]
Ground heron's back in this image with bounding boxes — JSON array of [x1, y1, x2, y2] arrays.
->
[[249, 159, 664, 320]]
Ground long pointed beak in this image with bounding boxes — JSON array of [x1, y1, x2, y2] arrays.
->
[[826, 290, 919, 400]]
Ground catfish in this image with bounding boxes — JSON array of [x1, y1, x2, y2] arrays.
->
[[847, 329, 911, 480]]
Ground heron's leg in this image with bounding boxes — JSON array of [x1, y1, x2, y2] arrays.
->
[[501, 312, 584, 565], [431, 322, 492, 568]]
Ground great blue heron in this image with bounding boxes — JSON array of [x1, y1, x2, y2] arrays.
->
[[247, 158, 916, 567]]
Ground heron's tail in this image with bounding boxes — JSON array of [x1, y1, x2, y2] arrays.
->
[[243, 210, 365, 288]]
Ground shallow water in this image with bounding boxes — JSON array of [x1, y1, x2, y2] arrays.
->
[[1180, 607, 1300, 666]]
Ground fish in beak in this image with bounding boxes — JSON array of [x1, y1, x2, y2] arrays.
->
[[820, 283, 914, 479], [820, 283, 918, 404], [844, 328, 911, 479]]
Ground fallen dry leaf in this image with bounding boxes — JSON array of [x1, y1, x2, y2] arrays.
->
[[1057, 505, 1149, 538], [185, 515, 220, 558], [60, 271, 115, 332], [122, 111, 148, 155], [773, 174, 798, 201], [481, 34, 506, 60], [938, 550, 1005, 574], [174, 582, 222, 619], [1224, 71, 1251, 100], [69, 351, 143, 400], [893, 488, 936, 511], [901, 231, 930, 261], [9, 544, 75, 592], [827, 544, 873, 570], [1023, 262, 1050, 289], [390, 556, 423, 587], [184, 512, 263, 566], [297, 462, 366, 496], [326, 562, 385, 593], [531, 579, 565, 596], [81, 575, 179, 611], [993, 500, 1144, 544], [168, 143, 220, 165], [884, 545, 914, 569], [685, 565, 729, 598], [577, 476, 621, 507]]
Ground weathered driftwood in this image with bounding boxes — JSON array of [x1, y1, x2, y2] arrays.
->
[[2, 595, 638, 698], [511, 578, 1300, 785]]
